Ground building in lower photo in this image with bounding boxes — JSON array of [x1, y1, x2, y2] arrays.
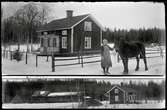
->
[[37, 10, 104, 55], [105, 85, 138, 104], [31, 91, 82, 103]]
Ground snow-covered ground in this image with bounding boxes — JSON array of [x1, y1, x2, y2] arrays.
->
[[2, 100, 165, 109], [1, 44, 166, 75], [2, 102, 79, 109]]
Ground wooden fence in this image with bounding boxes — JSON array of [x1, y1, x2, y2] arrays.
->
[[51, 54, 101, 72], [1, 49, 164, 72], [51, 49, 165, 72], [2, 49, 32, 64]]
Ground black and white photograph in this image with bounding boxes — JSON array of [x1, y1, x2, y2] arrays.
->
[[1, 2, 165, 75], [2, 77, 165, 109], [1, 1, 166, 109]]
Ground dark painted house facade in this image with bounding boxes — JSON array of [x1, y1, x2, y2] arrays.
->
[[105, 85, 137, 104], [37, 10, 103, 55]]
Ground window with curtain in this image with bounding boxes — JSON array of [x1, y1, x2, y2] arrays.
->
[[115, 89, 119, 94], [85, 37, 91, 49], [53, 38, 57, 47], [84, 21, 92, 31], [115, 96, 119, 102], [62, 37, 67, 49]]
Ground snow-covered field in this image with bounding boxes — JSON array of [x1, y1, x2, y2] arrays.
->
[[1, 44, 165, 75], [89, 100, 165, 109], [2, 100, 165, 109], [2, 102, 79, 109]]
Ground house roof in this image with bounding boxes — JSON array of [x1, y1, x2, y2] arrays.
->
[[105, 85, 137, 96], [47, 92, 78, 97], [32, 90, 50, 97], [37, 14, 90, 32], [32, 91, 79, 97]]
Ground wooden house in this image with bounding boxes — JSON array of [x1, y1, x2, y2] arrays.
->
[[105, 85, 137, 104], [37, 10, 104, 56]]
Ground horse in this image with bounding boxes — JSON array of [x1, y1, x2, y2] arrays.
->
[[114, 37, 148, 74]]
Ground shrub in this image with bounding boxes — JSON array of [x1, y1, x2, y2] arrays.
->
[[13, 50, 23, 62]]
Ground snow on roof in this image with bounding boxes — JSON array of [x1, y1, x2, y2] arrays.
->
[[40, 91, 46, 95], [84, 96, 91, 99], [47, 92, 78, 97], [32, 91, 50, 97]]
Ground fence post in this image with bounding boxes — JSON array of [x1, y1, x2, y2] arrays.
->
[[52, 53, 55, 72], [78, 52, 80, 64], [26, 52, 28, 64], [46, 55, 49, 62], [3, 50, 5, 58], [36, 55, 38, 67], [81, 54, 83, 68], [6, 50, 8, 59], [10, 51, 12, 61]]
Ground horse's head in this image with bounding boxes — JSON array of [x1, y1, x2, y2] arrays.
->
[[114, 37, 121, 52], [114, 36, 125, 52]]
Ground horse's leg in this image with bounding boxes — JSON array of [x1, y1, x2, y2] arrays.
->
[[121, 58, 126, 73], [143, 56, 148, 71], [122, 58, 128, 74], [135, 56, 139, 71], [141, 49, 148, 71], [124, 58, 129, 74], [102, 67, 106, 74]]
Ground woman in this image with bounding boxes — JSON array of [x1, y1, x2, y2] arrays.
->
[[101, 39, 113, 75]]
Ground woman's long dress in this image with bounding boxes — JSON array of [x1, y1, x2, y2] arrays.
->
[[101, 45, 112, 68]]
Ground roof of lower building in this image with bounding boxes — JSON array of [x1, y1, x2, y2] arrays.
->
[[32, 91, 79, 97], [104, 85, 137, 96]]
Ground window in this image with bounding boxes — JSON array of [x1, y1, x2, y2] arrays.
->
[[62, 30, 67, 35], [41, 38, 43, 47], [85, 37, 91, 49], [62, 37, 67, 49], [53, 38, 57, 47], [44, 32, 48, 35], [115, 89, 119, 94], [115, 96, 119, 102], [43, 38, 48, 47], [48, 38, 50, 47], [84, 21, 92, 31]]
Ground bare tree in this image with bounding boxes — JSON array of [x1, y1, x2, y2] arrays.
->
[[2, 2, 51, 52], [13, 3, 50, 52]]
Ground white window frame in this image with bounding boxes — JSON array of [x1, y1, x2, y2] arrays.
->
[[62, 37, 67, 49], [62, 30, 67, 35], [115, 95, 119, 102], [52, 38, 57, 47], [44, 32, 48, 35], [84, 21, 92, 31], [85, 37, 91, 49], [115, 89, 119, 94]]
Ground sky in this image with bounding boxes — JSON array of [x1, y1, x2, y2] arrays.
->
[[1, 2, 165, 30]]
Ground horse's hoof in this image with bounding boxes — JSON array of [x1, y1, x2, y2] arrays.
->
[[106, 72, 111, 75], [145, 68, 148, 71], [135, 68, 139, 71], [123, 71, 128, 74]]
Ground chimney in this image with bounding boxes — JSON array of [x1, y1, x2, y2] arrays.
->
[[120, 82, 124, 87], [66, 10, 73, 18]]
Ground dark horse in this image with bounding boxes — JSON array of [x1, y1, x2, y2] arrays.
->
[[114, 37, 148, 74]]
